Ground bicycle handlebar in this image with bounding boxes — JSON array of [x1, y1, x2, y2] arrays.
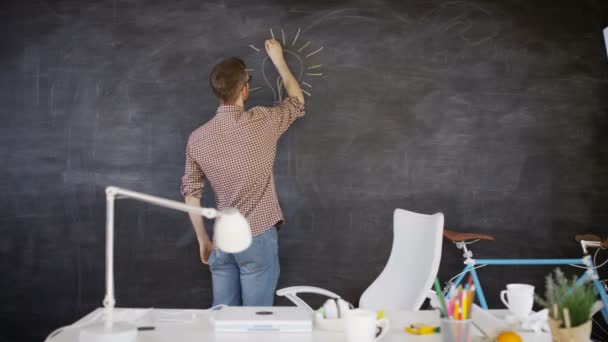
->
[[579, 239, 607, 254]]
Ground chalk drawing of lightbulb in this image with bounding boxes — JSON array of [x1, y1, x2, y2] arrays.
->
[[247, 27, 324, 103]]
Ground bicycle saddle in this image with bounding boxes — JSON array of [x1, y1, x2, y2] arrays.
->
[[575, 234, 603, 242], [443, 229, 496, 242]]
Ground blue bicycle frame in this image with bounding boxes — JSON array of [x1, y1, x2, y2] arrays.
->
[[448, 255, 608, 325]]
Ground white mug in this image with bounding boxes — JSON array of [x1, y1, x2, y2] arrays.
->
[[500, 284, 535, 319], [344, 309, 390, 342]]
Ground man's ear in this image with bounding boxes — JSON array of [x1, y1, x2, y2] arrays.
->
[[241, 84, 249, 102]]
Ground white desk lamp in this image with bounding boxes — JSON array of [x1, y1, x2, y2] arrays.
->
[[79, 186, 252, 342]]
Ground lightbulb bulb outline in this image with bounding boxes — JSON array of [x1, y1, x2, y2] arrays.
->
[[247, 27, 324, 102]]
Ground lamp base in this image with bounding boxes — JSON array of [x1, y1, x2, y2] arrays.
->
[[79, 322, 137, 342]]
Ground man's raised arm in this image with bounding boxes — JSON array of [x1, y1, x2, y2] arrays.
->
[[265, 39, 305, 105]]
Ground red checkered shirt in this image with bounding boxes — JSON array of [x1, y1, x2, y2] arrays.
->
[[181, 97, 305, 237]]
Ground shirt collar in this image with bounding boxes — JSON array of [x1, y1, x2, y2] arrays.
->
[[216, 104, 244, 116]]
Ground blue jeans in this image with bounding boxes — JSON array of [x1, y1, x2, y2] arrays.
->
[[209, 227, 279, 306]]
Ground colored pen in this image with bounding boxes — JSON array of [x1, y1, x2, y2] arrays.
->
[[470, 285, 476, 309], [433, 278, 448, 318], [462, 290, 469, 319]]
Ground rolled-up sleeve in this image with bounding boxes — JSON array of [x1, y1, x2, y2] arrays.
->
[[180, 143, 205, 198], [264, 96, 305, 137]]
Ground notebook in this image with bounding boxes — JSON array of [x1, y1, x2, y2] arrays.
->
[[211, 306, 313, 333]]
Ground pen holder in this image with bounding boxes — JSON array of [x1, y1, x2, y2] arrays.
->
[[440, 318, 472, 342]]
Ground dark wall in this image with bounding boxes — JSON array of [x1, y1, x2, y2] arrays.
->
[[2, 0, 608, 341]]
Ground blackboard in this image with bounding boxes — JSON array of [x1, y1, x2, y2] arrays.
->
[[2, 0, 608, 340]]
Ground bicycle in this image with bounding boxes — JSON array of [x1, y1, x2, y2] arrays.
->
[[440, 230, 608, 328]]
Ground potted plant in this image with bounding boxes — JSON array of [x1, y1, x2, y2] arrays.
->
[[535, 268, 596, 342]]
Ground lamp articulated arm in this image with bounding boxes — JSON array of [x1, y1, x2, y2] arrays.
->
[[103, 186, 221, 327], [78, 186, 250, 342]]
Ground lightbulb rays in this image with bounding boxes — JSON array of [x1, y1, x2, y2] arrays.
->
[[306, 47, 323, 58], [292, 28, 301, 46], [298, 41, 311, 52]]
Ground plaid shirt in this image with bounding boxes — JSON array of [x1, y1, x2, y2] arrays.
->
[[181, 97, 305, 237]]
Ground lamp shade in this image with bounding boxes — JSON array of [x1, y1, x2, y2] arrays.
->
[[214, 207, 252, 253]]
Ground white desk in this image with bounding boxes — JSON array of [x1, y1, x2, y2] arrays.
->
[[50, 308, 551, 342]]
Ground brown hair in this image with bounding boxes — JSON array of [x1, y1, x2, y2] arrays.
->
[[209, 57, 248, 104]]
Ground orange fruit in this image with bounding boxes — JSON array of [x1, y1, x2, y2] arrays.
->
[[496, 331, 522, 342]]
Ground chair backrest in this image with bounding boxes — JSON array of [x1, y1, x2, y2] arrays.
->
[[359, 209, 444, 311]]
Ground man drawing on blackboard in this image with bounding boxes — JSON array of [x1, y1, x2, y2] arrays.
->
[[181, 39, 305, 306]]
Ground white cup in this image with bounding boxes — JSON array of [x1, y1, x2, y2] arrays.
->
[[500, 284, 535, 319], [344, 309, 390, 342]]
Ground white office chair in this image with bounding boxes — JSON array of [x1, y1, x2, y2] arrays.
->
[[278, 209, 444, 313], [359, 208, 444, 311]]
